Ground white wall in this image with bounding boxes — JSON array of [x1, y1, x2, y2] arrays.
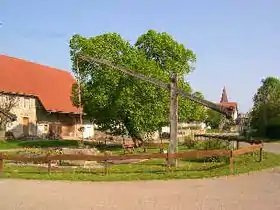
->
[[1, 94, 37, 138], [83, 124, 94, 138], [162, 122, 206, 134]]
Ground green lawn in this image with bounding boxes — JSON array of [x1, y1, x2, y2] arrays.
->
[[0, 139, 88, 150], [0, 139, 188, 155], [1, 152, 280, 182]]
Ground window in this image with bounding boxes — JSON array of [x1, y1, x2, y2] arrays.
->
[[24, 97, 29, 109]]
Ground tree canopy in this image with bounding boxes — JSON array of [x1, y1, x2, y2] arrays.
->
[[205, 109, 222, 129], [250, 76, 280, 138], [69, 30, 206, 140]]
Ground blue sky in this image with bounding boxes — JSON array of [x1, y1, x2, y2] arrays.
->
[[1, 0, 279, 112]]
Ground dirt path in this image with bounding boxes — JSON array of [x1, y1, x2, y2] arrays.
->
[[1, 167, 280, 210]]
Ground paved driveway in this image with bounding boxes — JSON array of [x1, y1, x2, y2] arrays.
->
[[263, 142, 280, 154], [1, 167, 280, 210], [240, 141, 280, 154]]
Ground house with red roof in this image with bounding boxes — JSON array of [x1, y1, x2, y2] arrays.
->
[[219, 86, 238, 120], [0, 55, 94, 139]]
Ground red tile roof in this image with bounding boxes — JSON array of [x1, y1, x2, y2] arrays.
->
[[0, 55, 80, 114], [220, 102, 238, 111]]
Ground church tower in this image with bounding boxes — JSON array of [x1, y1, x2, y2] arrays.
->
[[220, 86, 229, 103]]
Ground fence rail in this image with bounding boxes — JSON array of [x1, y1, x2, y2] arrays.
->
[[0, 144, 263, 175], [194, 133, 263, 144]]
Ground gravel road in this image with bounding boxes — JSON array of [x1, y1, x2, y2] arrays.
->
[[1, 167, 280, 210]]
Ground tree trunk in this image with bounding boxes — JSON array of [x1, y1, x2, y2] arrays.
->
[[132, 137, 143, 148], [169, 73, 178, 167]]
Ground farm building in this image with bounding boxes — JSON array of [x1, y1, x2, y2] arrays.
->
[[0, 55, 94, 139]]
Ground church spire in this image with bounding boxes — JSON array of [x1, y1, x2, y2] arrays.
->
[[220, 86, 229, 103]]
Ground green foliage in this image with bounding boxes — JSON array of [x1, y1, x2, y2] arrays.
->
[[135, 30, 196, 76], [250, 76, 280, 138], [205, 109, 222, 129], [69, 30, 206, 139], [193, 139, 231, 150], [183, 135, 196, 148], [183, 138, 232, 162], [184, 137, 231, 151], [193, 139, 231, 162]]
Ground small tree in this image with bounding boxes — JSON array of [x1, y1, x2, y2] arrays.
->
[[0, 93, 18, 140]]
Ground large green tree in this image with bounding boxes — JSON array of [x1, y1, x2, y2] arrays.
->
[[205, 109, 222, 129], [250, 76, 280, 138], [70, 30, 206, 142]]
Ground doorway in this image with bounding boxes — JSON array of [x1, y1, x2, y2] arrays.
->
[[22, 117, 29, 136]]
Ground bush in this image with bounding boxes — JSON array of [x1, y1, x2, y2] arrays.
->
[[265, 125, 280, 139], [193, 139, 231, 162], [160, 132, 170, 139], [183, 135, 196, 149], [194, 139, 231, 150]]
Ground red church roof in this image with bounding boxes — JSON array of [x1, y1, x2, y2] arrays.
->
[[220, 102, 238, 111], [0, 55, 81, 114], [218, 86, 238, 111]]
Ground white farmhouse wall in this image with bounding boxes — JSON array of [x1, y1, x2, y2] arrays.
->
[[82, 124, 94, 138], [0, 93, 95, 139], [0, 94, 37, 138]]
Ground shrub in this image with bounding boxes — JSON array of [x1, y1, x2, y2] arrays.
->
[[183, 135, 196, 149], [193, 139, 231, 150], [193, 139, 231, 163], [265, 125, 280, 139], [160, 132, 170, 139]]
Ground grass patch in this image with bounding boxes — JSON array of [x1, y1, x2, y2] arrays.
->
[[1, 152, 280, 182], [0, 139, 189, 156], [0, 139, 90, 149]]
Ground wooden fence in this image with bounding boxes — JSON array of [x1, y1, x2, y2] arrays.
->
[[0, 144, 263, 175], [194, 133, 263, 145]]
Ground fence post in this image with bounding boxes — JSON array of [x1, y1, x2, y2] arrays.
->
[[259, 146, 263, 162], [47, 160, 51, 174], [236, 140, 240, 150], [104, 155, 109, 175], [0, 153, 3, 174], [165, 152, 170, 172], [229, 150, 234, 172], [46, 153, 51, 175]]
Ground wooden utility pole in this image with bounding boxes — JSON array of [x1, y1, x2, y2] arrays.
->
[[76, 60, 84, 145], [169, 73, 178, 167], [77, 55, 236, 164]]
